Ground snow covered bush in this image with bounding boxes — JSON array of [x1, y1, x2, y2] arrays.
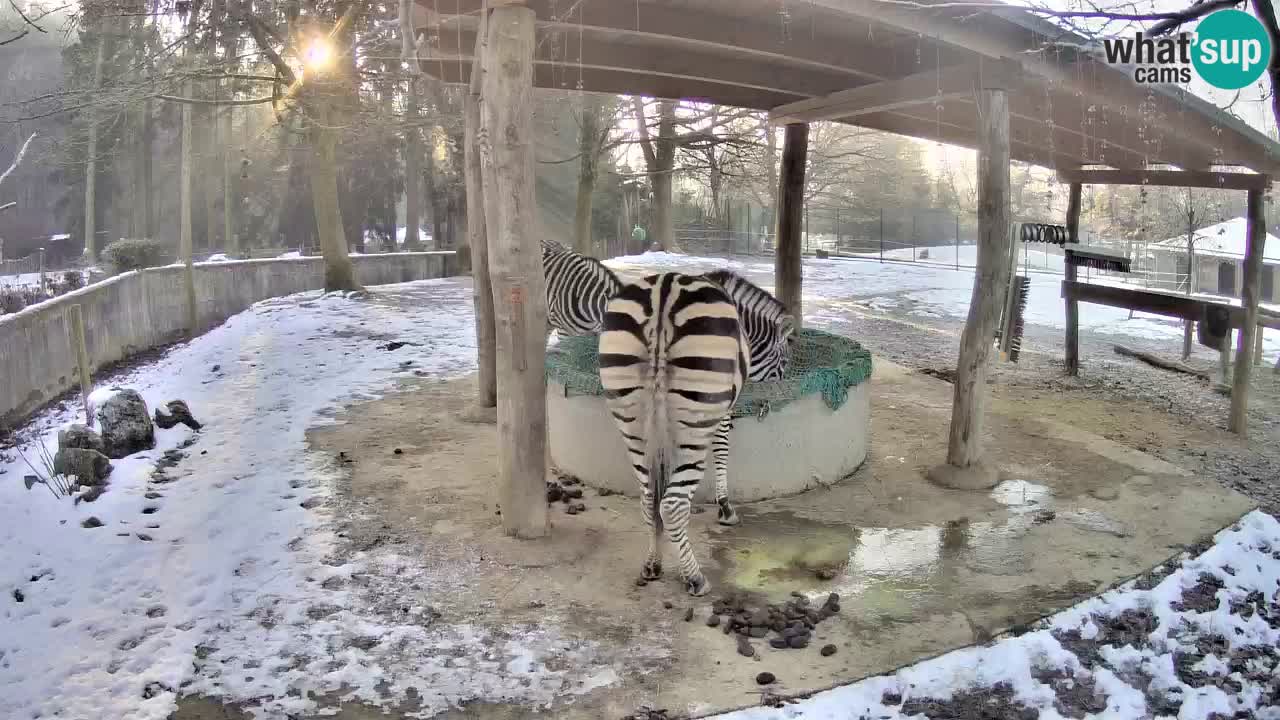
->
[[103, 238, 166, 272]]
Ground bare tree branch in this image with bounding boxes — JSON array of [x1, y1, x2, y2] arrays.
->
[[0, 131, 36, 188]]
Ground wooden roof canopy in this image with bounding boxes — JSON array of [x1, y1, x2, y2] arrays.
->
[[414, 0, 1280, 177]]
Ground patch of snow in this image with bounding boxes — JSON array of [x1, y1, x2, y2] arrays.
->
[[276, 250, 302, 259], [205, 253, 231, 263], [0, 279, 622, 720]]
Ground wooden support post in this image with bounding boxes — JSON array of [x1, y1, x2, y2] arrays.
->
[[67, 304, 93, 429], [478, 3, 548, 538], [775, 122, 808, 325], [931, 87, 1010, 489], [1220, 330, 1233, 386], [1255, 323, 1265, 364], [1064, 182, 1082, 375], [464, 11, 497, 415], [1229, 187, 1267, 434], [38, 247, 46, 296]]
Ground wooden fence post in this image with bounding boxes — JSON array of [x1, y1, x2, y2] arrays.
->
[[67, 304, 93, 428], [478, 2, 548, 538]]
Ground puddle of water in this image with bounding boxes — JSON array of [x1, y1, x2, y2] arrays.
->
[[709, 510, 1037, 617], [990, 479, 1053, 511]]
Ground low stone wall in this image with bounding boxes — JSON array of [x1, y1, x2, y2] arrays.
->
[[0, 252, 458, 427]]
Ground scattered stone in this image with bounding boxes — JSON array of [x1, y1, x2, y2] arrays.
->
[[755, 671, 776, 685], [136, 533, 153, 542], [393, 448, 403, 455], [820, 644, 837, 656], [153, 400, 201, 431], [881, 691, 903, 705], [54, 447, 114, 485], [13, 588, 24, 603], [1034, 509, 1057, 524], [573, 502, 586, 513], [706, 614, 721, 627], [81, 516, 103, 529], [815, 567, 837, 581], [736, 636, 755, 658], [597, 487, 616, 497], [97, 390, 156, 458], [210, 364, 221, 373], [634, 578, 648, 587], [663, 601, 674, 609], [566, 504, 579, 515], [684, 607, 694, 622], [141, 681, 173, 700], [59, 424, 105, 454], [145, 492, 162, 500], [546, 485, 563, 503]]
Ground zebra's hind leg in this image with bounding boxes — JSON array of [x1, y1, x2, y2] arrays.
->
[[660, 493, 706, 596], [711, 415, 739, 526], [640, 485, 663, 580]]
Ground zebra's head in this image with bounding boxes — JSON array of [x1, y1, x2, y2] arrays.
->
[[755, 311, 796, 382]]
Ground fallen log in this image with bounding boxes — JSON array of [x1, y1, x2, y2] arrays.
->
[[1113, 345, 1210, 380]]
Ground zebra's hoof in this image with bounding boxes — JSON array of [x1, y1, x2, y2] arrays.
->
[[717, 501, 740, 527], [685, 574, 710, 597], [642, 560, 663, 580]]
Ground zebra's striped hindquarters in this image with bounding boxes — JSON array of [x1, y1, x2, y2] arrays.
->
[[598, 273, 748, 596]]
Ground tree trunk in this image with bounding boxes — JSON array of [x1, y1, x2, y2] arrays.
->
[[424, 124, 443, 249], [775, 123, 808, 326], [478, 4, 548, 538], [466, 18, 495, 408], [573, 95, 602, 255], [404, 77, 422, 250], [944, 88, 1010, 472], [309, 102, 361, 291], [84, 36, 107, 261], [180, 78, 197, 333]]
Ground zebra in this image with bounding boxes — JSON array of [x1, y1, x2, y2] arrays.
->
[[599, 272, 750, 596], [699, 268, 796, 526], [540, 239, 622, 337]]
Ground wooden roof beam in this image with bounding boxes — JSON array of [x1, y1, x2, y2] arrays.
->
[[1056, 168, 1272, 190], [430, 27, 864, 100], [422, 0, 934, 85], [769, 59, 1019, 125]]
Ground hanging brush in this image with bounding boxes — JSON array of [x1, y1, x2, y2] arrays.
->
[[1006, 275, 1030, 362], [1064, 245, 1132, 273]]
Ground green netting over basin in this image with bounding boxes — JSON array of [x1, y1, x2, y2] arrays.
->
[[545, 328, 873, 418]]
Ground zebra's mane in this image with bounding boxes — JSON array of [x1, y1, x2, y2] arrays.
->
[[541, 238, 622, 291], [702, 269, 789, 319]]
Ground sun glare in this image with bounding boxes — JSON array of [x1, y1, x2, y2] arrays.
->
[[303, 38, 334, 72]]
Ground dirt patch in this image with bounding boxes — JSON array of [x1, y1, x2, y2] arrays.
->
[[1173, 572, 1225, 613]]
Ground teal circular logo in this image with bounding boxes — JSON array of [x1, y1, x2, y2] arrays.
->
[[1192, 9, 1272, 90]]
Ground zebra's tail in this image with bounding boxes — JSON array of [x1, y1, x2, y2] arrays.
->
[[643, 336, 671, 540]]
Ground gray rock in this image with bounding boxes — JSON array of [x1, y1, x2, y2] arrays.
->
[[59, 424, 105, 454], [54, 448, 113, 485], [154, 400, 202, 431], [97, 390, 155, 458]]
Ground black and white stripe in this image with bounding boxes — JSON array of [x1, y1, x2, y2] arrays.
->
[[599, 273, 748, 596], [541, 239, 623, 337], [700, 269, 796, 525]]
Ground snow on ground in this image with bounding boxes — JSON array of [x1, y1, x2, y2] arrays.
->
[[710, 510, 1280, 720], [0, 280, 618, 720], [606, 250, 1280, 366]]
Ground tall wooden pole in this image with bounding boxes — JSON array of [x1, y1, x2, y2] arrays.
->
[[465, 11, 497, 412], [1064, 182, 1082, 375], [775, 122, 808, 327], [68, 304, 93, 429], [478, 3, 548, 538], [1229, 186, 1268, 434], [932, 86, 1010, 488], [180, 77, 197, 334]]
